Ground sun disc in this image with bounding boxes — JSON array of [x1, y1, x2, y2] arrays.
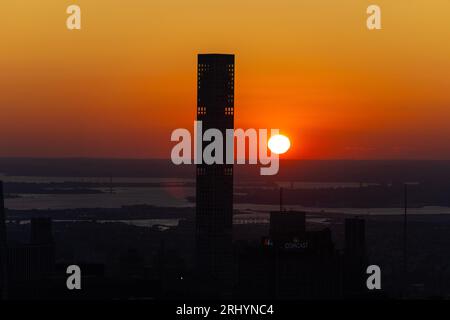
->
[[268, 134, 291, 154]]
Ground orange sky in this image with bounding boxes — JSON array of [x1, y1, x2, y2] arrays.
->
[[1, 0, 450, 159]]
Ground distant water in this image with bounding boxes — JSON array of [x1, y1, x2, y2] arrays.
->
[[5, 187, 195, 210], [0, 175, 194, 184], [8, 218, 181, 229], [234, 204, 450, 216], [3, 176, 450, 216]]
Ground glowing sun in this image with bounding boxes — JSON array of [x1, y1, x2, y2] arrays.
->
[[268, 134, 291, 154]]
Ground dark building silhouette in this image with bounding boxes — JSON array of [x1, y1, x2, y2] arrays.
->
[[269, 211, 306, 246], [120, 248, 145, 278], [7, 244, 54, 282], [344, 217, 367, 297], [7, 217, 55, 298], [0, 181, 8, 299], [30, 217, 54, 245], [237, 211, 341, 299], [195, 54, 234, 292], [345, 217, 365, 257]]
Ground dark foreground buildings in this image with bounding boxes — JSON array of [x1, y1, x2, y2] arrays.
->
[[344, 217, 367, 296], [236, 211, 341, 299], [0, 182, 8, 299], [195, 54, 235, 293], [0, 184, 56, 299], [235, 211, 369, 299], [7, 218, 55, 298]]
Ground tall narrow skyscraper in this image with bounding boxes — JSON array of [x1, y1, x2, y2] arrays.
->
[[196, 54, 234, 287], [0, 181, 8, 299]]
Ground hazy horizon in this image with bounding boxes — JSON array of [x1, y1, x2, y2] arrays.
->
[[3, 156, 450, 161]]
